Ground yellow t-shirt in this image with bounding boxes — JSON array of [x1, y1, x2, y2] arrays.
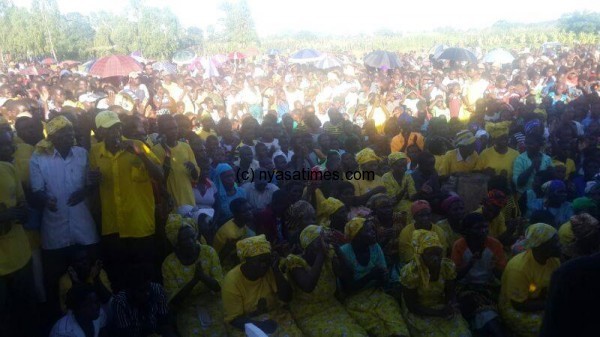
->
[[222, 265, 278, 322], [89, 140, 159, 238], [558, 221, 575, 248], [398, 223, 448, 263], [350, 175, 385, 196], [213, 219, 254, 271], [552, 158, 576, 178], [434, 154, 445, 174], [475, 147, 519, 178], [439, 149, 479, 176], [475, 207, 507, 239], [58, 270, 112, 313], [152, 142, 199, 207], [381, 171, 416, 215], [500, 250, 560, 309], [197, 129, 218, 141], [0, 162, 32, 275], [12, 142, 41, 249]]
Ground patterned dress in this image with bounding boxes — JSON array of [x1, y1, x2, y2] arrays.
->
[[161, 244, 227, 337], [285, 254, 367, 337], [399, 258, 471, 337]]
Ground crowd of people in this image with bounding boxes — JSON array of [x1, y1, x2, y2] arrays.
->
[[0, 44, 600, 337]]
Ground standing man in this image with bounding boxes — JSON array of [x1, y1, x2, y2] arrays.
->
[[29, 116, 99, 320], [89, 110, 163, 290]]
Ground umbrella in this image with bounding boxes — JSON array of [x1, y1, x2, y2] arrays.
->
[[483, 49, 515, 64], [364, 50, 403, 69], [198, 57, 220, 78], [58, 60, 80, 68], [228, 52, 246, 60], [429, 44, 449, 58], [267, 48, 280, 56], [436, 47, 477, 63], [289, 49, 322, 64], [172, 50, 196, 65], [41, 57, 56, 65], [314, 54, 343, 69], [81, 59, 96, 73], [88, 55, 142, 78], [20, 66, 50, 76], [152, 61, 177, 75]]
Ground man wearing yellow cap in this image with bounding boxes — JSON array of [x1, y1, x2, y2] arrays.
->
[[89, 110, 163, 289], [0, 116, 38, 336], [439, 130, 479, 177], [30, 116, 99, 319]]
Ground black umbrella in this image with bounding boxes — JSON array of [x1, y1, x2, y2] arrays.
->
[[364, 50, 403, 69], [436, 47, 477, 63]]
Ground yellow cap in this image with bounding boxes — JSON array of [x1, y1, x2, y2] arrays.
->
[[95, 110, 121, 129]]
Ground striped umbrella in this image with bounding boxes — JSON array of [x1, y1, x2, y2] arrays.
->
[[314, 55, 342, 69], [364, 50, 403, 69], [289, 49, 322, 64], [152, 61, 177, 75], [89, 55, 142, 78], [436, 48, 477, 63]]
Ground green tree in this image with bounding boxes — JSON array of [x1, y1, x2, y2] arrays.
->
[[560, 12, 600, 34], [180, 26, 204, 52], [218, 0, 259, 48]]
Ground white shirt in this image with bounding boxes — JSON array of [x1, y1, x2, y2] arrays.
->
[[50, 309, 107, 337], [30, 146, 98, 250], [241, 182, 279, 211]]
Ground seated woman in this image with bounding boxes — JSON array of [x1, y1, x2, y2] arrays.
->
[[161, 214, 226, 337], [285, 200, 317, 249], [338, 218, 410, 337], [398, 200, 448, 264], [499, 223, 561, 337], [452, 213, 507, 337], [382, 152, 416, 221], [221, 235, 302, 337], [399, 230, 471, 337], [526, 180, 573, 228], [558, 197, 598, 255], [212, 198, 256, 272], [436, 194, 466, 248], [476, 190, 519, 246], [50, 284, 108, 337], [560, 213, 600, 260], [351, 148, 387, 204], [213, 163, 246, 227], [317, 197, 349, 243], [285, 225, 367, 336]]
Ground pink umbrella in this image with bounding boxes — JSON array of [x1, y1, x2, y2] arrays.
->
[[228, 52, 246, 61], [88, 55, 142, 78]]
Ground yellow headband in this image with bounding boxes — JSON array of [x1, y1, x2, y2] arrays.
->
[[46, 116, 72, 136], [236, 235, 271, 262], [300, 225, 323, 249], [345, 217, 366, 240]]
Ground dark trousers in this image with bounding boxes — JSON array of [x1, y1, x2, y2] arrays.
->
[[101, 234, 158, 292], [0, 260, 41, 337], [41, 244, 99, 325]]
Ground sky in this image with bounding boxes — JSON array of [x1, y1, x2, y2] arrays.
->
[[12, 0, 600, 36]]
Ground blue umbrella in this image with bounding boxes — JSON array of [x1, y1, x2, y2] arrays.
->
[[289, 49, 322, 64], [363, 50, 403, 69], [152, 61, 177, 74], [436, 48, 477, 63]]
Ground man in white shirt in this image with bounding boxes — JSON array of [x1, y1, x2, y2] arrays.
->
[[241, 168, 279, 212], [29, 116, 99, 318]]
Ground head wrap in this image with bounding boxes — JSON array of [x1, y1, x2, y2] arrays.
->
[[236, 234, 271, 263], [523, 223, 557, 249], [411, 200, 431, 216], [214, 163, 235, 199], [441, 194, 462, 214], [300, 225, 323, 249], [485, 121, 511, 139], [355, 148, 380, 166], [524, 119, 542, 135], [454, 130, 476, 147], [585, 175, 600, 195], [572, 197, 598, 214], [165, 213, 197, 246], [411, 230, 443, 288], [366, 193, 391, 210], [541, 180, 566, 195], [388, 152, 408, 165], [46, 115, 72, 136], [484, 190, 508, 208], [317, 198, 344, 226], [345, 217, 366, 241], [286, 200, 316, 232]]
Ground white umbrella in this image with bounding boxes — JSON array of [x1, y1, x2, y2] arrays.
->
[[314, 54, 342, 69], [289, 49, 322, 64], [483, 49, 515, 64]]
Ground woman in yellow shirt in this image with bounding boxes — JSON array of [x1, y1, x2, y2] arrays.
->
[[285, 225, 367, 336], [439, 130, 479, 177], [161, 214, 226, 337], [351, 148, 386, 203], [382, 152, 416, 219], [398, 200, 448, 264], [399, 230, 471, 337], [221, 235, 302, 337], [499, 223, 561, 337], [477, 121, 519, 180], [212, 198, 256, 272]]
